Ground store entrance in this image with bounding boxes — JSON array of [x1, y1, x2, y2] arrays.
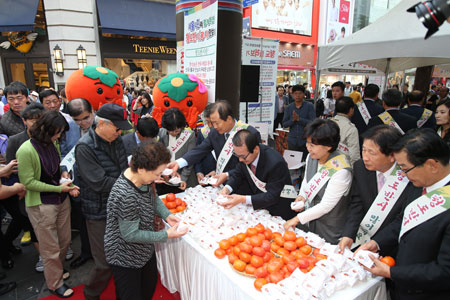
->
[[4, 58, 54, 91]]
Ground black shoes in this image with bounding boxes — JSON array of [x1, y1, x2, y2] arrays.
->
[[0, 273, 16, 296], [70, 256, 91, 269]]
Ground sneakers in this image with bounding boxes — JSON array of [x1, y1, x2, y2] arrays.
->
[[20, 231, 32, 246], [65, 247, 74, 261], [35, 256, 43, 273]]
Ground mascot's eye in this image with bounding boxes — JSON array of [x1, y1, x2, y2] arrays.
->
[[164, 100, 170, 107], [97, 88, 103, 95], [117, 88, 120, 95], [187, 100, 193, 107]]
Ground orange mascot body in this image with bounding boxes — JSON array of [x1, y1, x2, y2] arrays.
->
[[65, 66, 124, 110], [152, 73, 208, 128]]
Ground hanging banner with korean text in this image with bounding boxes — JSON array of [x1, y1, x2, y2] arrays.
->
[[184, 0, 218, 103]]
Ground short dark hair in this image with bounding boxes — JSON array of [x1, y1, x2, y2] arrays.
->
[[335, 96, 354, 114], [136, 117, 159, 138], [392, 84, 399, 89], [392, 128, 449, 166], [21, 102, 44, 120], [408, 90, 424, 104], [67, 98, 92, 117], [362, 125, 402, 155], [364, 84, 379, 98], [39, 89, 59, 101], [292, 84, 305, 93], [232, 129, 259, 153], [211, 100, 234, 121], [382, 89, 402, 107], [331, 81, 345, 92], [29, 110, 69, 144], [302, 83, 308, 87], [303, 119, 340, 152], [277, 85, 284, 90], [352, 85, 358, 91], [203, 103, 214, 118], [341, 27, 345, 33], [4, 81, 28, 97], [130, 140, 171, 172], [161, 108, 186, 131]]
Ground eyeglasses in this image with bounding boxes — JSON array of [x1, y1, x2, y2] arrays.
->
[[233, 151, 250, 160], [401, 165, 418, 174]]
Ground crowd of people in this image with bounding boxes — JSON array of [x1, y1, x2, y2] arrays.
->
[[0, 78, 448, 299]]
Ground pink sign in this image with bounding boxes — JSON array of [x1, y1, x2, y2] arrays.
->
[[339, 0, 350, 24]]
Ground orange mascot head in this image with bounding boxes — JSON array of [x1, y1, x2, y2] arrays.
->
[[152, 72, 208, 128], [65, 66, 124, 110]]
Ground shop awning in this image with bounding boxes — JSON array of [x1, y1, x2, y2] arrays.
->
[[96, 0, 176, 39], [0, 0, 39, 32]]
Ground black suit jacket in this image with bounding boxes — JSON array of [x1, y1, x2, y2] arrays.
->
[[351, 99, 384, 136], [401, 105, 436, 129], [121, 132, 138, 157], [342, 160, 420, 254], [227, 144, 296, 220], [182, 122, 261, 174], [367, 109, 417, 134], [374, 182, 450, 300]]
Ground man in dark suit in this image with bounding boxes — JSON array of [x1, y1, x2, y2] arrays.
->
[[219, 130, 296, 220], [122, 117, 159, 156], [401, 90, 436, 129], [167, 100, 261, 193], [367, 88, 417, 134], [358, 128, 450, 300], [338, 125, 420, 253], [351, 84, 384, 139]]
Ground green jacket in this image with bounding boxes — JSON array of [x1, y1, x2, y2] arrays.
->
[[17, 140, 63, 207]]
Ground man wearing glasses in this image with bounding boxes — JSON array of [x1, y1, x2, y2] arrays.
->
[[358, 128, 450, 299], [218, 129, 296, 221], [339, 125, 421, 253], [74, 103, 131, 300]]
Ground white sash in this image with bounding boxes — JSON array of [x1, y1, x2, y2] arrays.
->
[[417, 109, 433, 128], [245, 165, 297, 199], [60, 145, 76, 172], [216, 121, 248, 174], [303, 154, 351, 203], [378, 111, 404, 134], [399, 185, 450, 240], [170, 128, 193, 155], [201, 126, 210, 139], [353, 165, 409, 247], [357, 101, 371, 125]]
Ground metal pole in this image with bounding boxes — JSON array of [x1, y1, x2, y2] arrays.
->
[[383, 57, 391, 92], [259, 37, 263, 122], [313, 46, 321, 101]]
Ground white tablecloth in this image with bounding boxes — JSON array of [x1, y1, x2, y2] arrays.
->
[[155, 231, 387, 300]]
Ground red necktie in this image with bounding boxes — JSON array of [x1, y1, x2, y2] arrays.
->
[[422, 187, 427, 195], [251, 164, 256, 175]]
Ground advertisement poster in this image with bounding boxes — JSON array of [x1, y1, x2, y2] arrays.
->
[[252, 0, 313, 36], [176, 41, 184, 73], [325, 0, 353, 44], [184, 0, 218, 103], [240, 37, 279, 130]]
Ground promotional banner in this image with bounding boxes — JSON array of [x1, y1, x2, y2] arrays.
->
[[184, 0, 218, 103], [252, 0, 313, 36], [177, 41, 185, 73], [325, 0, 354, 44], [240, 37, 279, 129]]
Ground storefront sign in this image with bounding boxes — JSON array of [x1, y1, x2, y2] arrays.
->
[[100, 37, 177, 60], [184, 0, 218, 103], [240, 37, 279, 126], [243, 0, 258, 8], [277, 43, 314, 67], [251, 0, 313, 36]]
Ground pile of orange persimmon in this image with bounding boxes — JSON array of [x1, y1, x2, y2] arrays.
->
[[161, 193, 187, 213], [214, 224, 327, 291]]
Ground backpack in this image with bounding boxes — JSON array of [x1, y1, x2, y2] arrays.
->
[[0, 134, 8, 156]]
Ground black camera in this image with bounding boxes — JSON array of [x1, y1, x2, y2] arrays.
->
[[407, 0, 450, 39]]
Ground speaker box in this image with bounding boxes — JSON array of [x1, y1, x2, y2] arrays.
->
[[240, 65, 260, 102]]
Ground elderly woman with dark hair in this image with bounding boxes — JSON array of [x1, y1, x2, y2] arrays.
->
[[17, 110, 80, 298], [284, 119, 353, 244], [104, 141, 187, 300]]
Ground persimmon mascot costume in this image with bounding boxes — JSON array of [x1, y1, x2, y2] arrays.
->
[[152, 72, 208, 128], [65, 66, 125, 110]]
